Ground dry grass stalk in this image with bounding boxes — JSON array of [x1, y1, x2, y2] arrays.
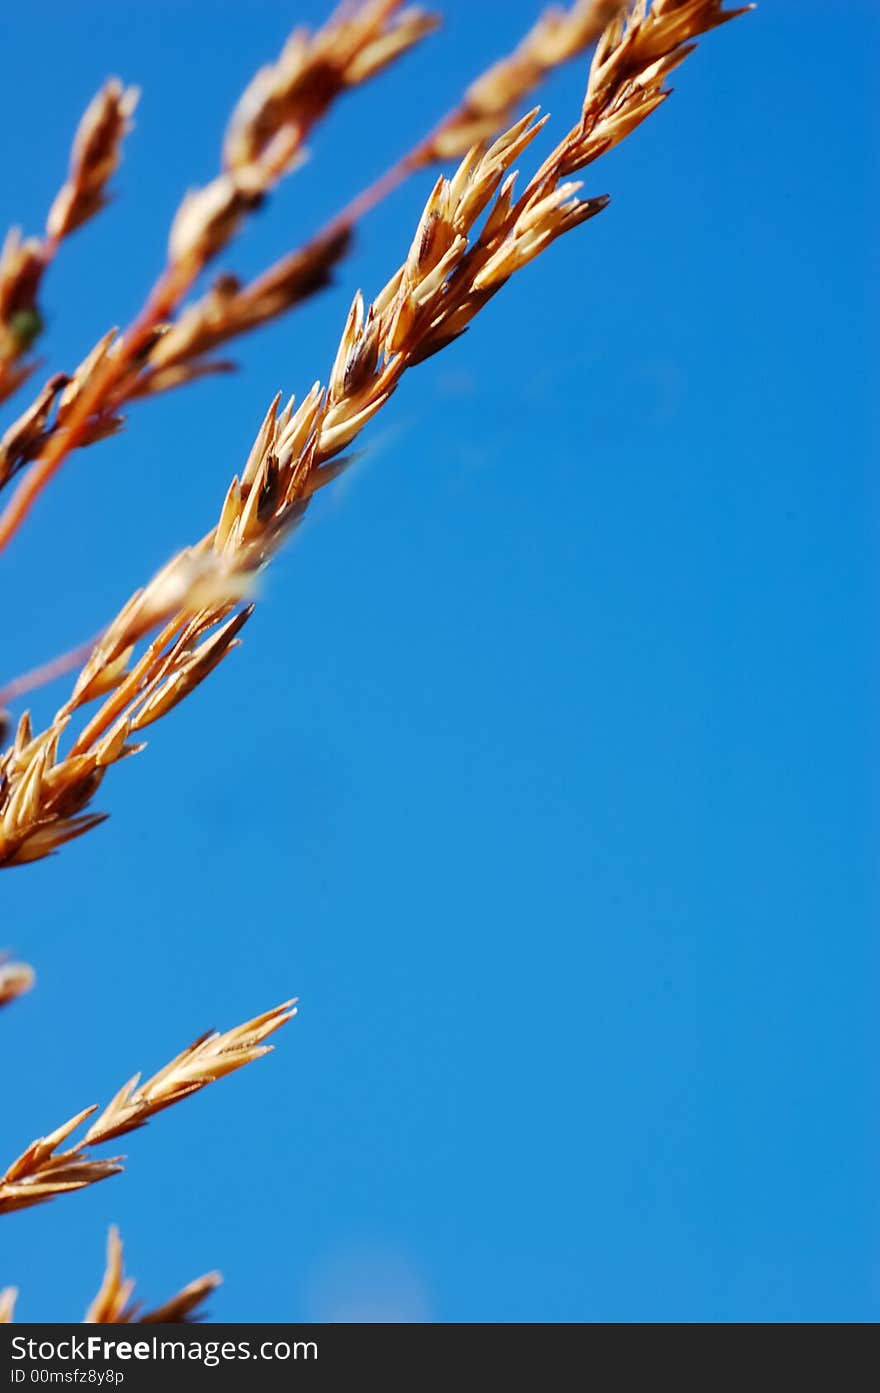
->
[[0, 1, 622, 534], [0, 0, 623, 524], [85, 1226, 220, 1323], [221, 0, 439, 179], [0, 1288, 16, 1323], [0, 82, 138, 407], [0, 0, 748, 870], [0, 1, 436, 540], [0, 957, 35, 1009], [0, 1000, 296, 1214], [0, 2, 621, 449]]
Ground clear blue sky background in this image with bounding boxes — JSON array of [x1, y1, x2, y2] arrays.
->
[[1, 1, 875, 1323]]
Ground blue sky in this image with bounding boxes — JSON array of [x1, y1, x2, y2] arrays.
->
[[1, 0, 875, 1322]]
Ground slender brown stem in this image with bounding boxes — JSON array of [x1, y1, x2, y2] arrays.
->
[[324, 150, 426, 242], [0, 257, 197, 552], [0, 631, 103, 706]]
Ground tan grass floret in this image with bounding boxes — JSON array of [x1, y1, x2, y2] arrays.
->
[[0, 1229, 218, 1323], [0, 1000, 296, 1214], [0, 958, 35, 1009], [85, 1226, 220, 1324], [0, 82, 138, 406]]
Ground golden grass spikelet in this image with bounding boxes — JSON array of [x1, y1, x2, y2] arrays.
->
[[81, 998, 298, 1146], [223, 1, 438, 179], [425, 0, 626, 161], [0, 0, 749, 866], [85, 1226, 221, 1324], [0, 1288, 16, 1323], [0, 231, 46, 405], [85, 1228, 136, 1323], [0, 957, 35, 1009], [0, 374, 69, 490], [0, 83, 137, 405], [46, 81, 140, 243], [0, 331, 126, 491], [175, 0, 436, 275], [0, 231, 44, 343], [0, 1000, 296, 1214], [138, 226, 354, 388], [136, 1274, 222, 1325], [0, 1105, 124, 1215]]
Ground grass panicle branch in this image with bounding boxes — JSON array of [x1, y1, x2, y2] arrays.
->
[[0, 0, 749, 870], [0, 81, 138, 407], [0, 1000, 296, 1214], [1, 1229, 218, 1323], [139, 0, 628, 390], [0, 0, 615, 520], [0, 0, 437, 540], [378, 0, 626, 169]]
